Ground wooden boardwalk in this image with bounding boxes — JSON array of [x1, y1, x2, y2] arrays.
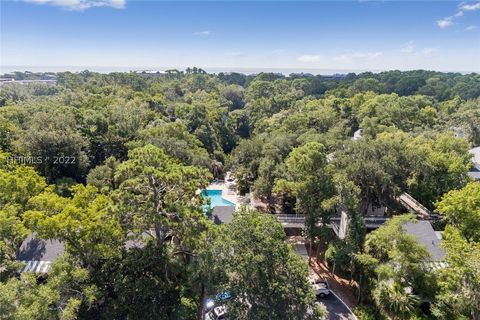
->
[[277, 192, 434, 238], [397, 192, 431, 219], [276, 214, 388, 230]]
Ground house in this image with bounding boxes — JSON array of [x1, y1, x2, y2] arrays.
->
[[403, 221, 447, 270], [468, 146, 480, 181], [16, 233, 65, 273], [16, 232, 149, 274]]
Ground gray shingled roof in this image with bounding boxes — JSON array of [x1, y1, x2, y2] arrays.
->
[[16, 233, 65, 273], [210, 206, 235, 225], [16, 233, 65, 262], [403, 221, 445, 262], [16, 232, 151, 273]]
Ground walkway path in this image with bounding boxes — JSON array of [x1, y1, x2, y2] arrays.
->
[[397, 192, 431, 219], [277, 214, 388, 230]]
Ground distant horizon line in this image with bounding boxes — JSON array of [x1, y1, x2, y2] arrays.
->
[[1, 65, 477, 75]]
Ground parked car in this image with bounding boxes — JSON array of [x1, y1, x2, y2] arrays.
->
[[205, 292, 232, 311], [205, 305, 228, 320], [310, 278, 330, 298]]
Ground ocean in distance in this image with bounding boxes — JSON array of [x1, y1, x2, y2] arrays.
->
[[1, 65, 395, 76]]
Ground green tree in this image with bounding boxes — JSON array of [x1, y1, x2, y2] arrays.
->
[[363, 215, 433, 317], [432, 183, 480, 319], [15, 110, 89, 182], [113, 144, 211, 246], [131, 121, 211, 168], [0, 152, 47, 276], [220, 84, 245, 111], [0, 206, 28, 278], [325, 176, 366, 281], [432, 226, 480, 320], [334, 136, 403, 215], [348, 78, 385, 95], [365, 215, 429, 285], [404, 133, 471, 208], [93, 241, 192, 319], [228, 137, 263, 194], [275, 142, 336, 257], [373, 281, 420, 320], [86, 156, 119, 192], [24, 184, 123, 267], [0, 256, 97, 320], [435, 182, 480, 242], [208, 209, 326, 320]]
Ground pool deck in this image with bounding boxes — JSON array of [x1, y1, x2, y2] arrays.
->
[[206, 182, 242, 210]]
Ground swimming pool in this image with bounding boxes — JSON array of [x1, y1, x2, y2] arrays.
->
[[202, 189, 235, 208]]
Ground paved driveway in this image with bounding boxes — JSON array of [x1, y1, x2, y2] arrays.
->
[[291, 240, 356, 320], [318, 294, 356, 320], [294, 243, 309, 260]]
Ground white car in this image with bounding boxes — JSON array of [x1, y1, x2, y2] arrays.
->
[[310, 278, 330, 298], [205, 305, 228, 320]]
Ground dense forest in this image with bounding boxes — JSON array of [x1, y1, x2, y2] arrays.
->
[[0, 69, 479, 320]]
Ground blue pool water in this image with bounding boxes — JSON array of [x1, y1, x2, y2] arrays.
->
[[202, 189, 235, 208]]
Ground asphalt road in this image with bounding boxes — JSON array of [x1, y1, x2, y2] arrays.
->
[[318, 294, 356, 320], [292, 241, 356, 320]]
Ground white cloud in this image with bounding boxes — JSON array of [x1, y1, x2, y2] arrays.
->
[[354, 52, 383, 59], [437, 2, 480, 29], [24, 0, 125, 10], [193, 31, 210, 36], [401, 41, 416, 53], [466, 25, 478, 31], [332, 51, 383, 63], [270, 49, 285, 55], [437, 17, 454, 28], [460, 2, 480, 11], [297, 54, 321, 63], [332, 54, 350, 63], [422, 47, 439, 55]]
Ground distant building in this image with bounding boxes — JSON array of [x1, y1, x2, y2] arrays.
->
[[0, 79, 56, 86], [320, 74, 347, 80], [289, 72, 313, 77], [133, 70, 167, 76], [468, 147, 480, 181]]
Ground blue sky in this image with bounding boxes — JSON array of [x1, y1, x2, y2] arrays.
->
[[1, 0, 480, 72]]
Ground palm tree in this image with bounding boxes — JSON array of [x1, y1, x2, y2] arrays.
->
[[211, 160, 223, 180], [373, 281, 420, 319]]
